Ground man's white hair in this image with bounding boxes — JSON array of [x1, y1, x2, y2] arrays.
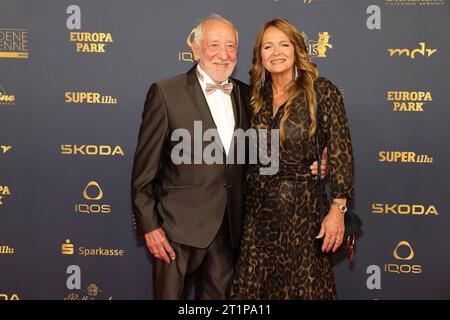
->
[[193, 14, 239, 46]]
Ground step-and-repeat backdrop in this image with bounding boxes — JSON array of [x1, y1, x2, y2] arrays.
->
[[1, 0, 449, 300]]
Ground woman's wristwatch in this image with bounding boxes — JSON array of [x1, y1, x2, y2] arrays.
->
[[332, 200, 347, 214]]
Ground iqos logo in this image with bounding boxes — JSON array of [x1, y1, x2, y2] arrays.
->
[[178, 28, 195, 62], [384, 241, 422, 275], [393, 241, 414, 261], [83, 181, 103, 200]]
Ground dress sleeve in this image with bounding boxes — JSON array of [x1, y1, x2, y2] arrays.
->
[[317, 78, 354, 199]]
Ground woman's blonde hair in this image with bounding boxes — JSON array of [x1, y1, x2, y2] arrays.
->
[[250, 18, 319, 140]]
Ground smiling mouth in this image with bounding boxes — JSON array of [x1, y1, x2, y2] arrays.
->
[[271, 59, 286, 65]]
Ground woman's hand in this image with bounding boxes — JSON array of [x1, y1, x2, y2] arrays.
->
[[310, 147, 328, 178], [316, 204, 345, 253]]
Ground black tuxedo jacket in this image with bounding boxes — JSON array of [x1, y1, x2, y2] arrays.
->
[[132, 65, 250, 249]]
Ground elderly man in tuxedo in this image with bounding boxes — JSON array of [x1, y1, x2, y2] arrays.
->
[[132, 14, 249, 299]]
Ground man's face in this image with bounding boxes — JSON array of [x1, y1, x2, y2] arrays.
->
[[192, 20, 238, 83]]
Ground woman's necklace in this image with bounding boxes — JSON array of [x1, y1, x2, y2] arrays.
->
[[273, 90, 288, 116]]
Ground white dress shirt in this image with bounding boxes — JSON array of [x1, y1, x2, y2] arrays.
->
[[196, 64, 235, 155]]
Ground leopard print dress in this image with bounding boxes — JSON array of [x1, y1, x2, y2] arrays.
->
[[231, 77, 354, 300]]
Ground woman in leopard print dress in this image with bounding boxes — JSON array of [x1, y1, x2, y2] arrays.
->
[[231, 19, 354, 299]]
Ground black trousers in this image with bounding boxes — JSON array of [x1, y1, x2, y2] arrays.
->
[[153, 213, 234, 299]]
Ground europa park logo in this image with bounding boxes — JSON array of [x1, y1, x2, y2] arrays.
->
[[387, 91, 432, 112], [0, 185, 12, 206], [66, 5, 113, 54]]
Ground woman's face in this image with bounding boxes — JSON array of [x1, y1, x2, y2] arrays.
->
[[260, 26, 295, 77]]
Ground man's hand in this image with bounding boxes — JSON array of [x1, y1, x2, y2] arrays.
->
[[144, 227, 176, 264], [310, 147, 328, 178]]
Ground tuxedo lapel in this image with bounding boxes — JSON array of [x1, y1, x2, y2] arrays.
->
[[185, 65, 217, 132], [228, 78, 243, 156], [229, 78, 241, 131]]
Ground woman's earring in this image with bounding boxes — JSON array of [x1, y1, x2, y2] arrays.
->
[[261, 69, 266, 86], [295, 66, 299, 80]]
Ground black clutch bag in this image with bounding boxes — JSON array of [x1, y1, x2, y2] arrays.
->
[[315, 112, 362, 262]]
